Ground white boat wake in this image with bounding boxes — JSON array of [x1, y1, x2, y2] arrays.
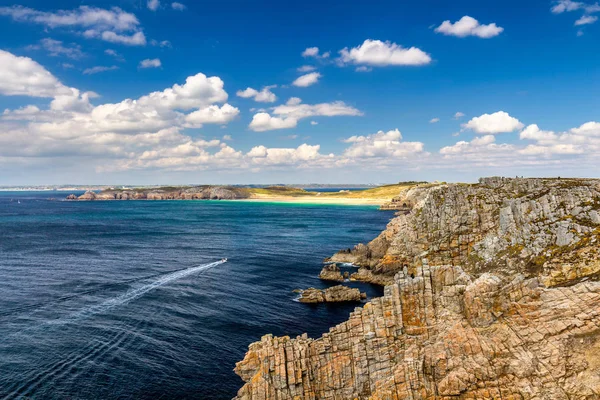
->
[[1, 260, 226, 398], [51, 260, 226, 325]]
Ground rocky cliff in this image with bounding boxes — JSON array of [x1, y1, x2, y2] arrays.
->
[[329, 177, 600, 288], [234, 177, 600, 400]]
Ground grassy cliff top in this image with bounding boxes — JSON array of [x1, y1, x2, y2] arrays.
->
[[245, 183, 422, 204]]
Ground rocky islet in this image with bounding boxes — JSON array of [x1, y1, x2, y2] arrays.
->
[[296, 286, 367, 304]]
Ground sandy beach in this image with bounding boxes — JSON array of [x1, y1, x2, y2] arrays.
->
[[239, 196, 386, 205]]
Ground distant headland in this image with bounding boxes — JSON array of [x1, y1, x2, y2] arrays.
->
[[65, 182, 429, 207]]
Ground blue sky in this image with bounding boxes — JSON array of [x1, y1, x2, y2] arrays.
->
[[0, 0, 599, 185]]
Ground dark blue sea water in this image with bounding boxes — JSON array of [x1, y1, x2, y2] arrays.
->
[[0, 192, 392, 399]]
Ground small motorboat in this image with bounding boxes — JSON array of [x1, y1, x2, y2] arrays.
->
[[221, 258, 228, 262]]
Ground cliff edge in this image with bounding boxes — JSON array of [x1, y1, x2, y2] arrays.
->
[[234, 177, 600, 400], [329, 177, 600, 287]]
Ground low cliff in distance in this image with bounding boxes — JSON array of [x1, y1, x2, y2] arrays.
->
[[70, 186, 253, 200], [234, 177, 600, 400]]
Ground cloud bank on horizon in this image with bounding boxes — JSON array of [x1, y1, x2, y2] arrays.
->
[[0, 0, 598, 184]]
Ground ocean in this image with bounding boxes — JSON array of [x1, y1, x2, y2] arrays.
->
[[0, 192, 393, 399]]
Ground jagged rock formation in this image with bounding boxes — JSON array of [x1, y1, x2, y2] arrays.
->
[[234, 177, 600, 400], [68, 186, 250, 201], [318, 264, 348, 282], [296, 286, 366, 303]]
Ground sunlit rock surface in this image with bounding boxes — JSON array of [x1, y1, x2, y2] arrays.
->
[[235, 177, 600, 400]]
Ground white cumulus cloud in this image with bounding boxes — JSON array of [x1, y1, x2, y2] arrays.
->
[[292, 72, 321, 87], [342, 129, 425, 159], [248, 113, 298, 132], [440, 135, 514, 159], [0, 50, 72, 97], [570, 121, 600, 136], [462, 111, 524, 134], [185, 104, 239, 126], [435, 16, 504, 38], [236, 86, 277, 103], [98, 31, 146, 46], [171, 2, 187, 10], [520, 124, 558, 142], [248, 144, 323, 166], [139, 58, 162, 69], [338, 39, 431, 67]]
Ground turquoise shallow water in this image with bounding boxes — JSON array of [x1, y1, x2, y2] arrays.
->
[[0, 192, 393, 399]]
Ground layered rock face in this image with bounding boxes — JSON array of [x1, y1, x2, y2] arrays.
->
[[235, 177, 600, 400], [297, 286, 366, 303]]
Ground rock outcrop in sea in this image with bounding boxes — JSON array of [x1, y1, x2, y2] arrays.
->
[[317, 264, 348, 282], [234, 177, 600, 400], [296, 286, 366, 303]]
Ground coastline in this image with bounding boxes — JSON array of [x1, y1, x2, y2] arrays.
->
[[237, 197, 387, 206], [64, 183, 420, 207]]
